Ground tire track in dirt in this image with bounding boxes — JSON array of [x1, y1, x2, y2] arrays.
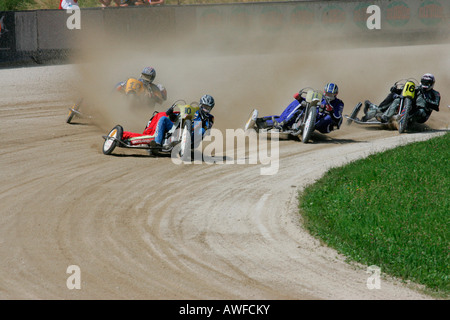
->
[[0, 53, 448, 299]]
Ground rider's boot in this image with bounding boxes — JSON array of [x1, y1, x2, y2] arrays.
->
[[255, 118, 266, 129], [376, 114, 389, 123], [150, 140, 161, 148], [273, 120, 285, 131]]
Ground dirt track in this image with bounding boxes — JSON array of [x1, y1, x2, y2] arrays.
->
[[0, 43, 449, 299]]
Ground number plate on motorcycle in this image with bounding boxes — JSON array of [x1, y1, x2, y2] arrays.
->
[[306, 90, 322, 103], [402, 81, 416, 99]]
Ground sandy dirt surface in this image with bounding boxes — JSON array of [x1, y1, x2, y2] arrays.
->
[[0, 40, 449, 300]]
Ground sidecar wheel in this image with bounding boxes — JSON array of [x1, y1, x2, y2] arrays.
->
[[103, 125, 123, 155], [66, 98, 83, 124]]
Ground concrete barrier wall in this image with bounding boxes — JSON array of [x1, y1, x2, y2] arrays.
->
[[0, 0, 449, 66], [193, 0, 450, 33]]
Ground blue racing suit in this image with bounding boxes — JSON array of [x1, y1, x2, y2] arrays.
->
[[192, 110, 214, 148], [314, 97, 344, 134]]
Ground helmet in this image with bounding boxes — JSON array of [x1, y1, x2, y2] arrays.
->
[[420, 73, 435, 91], [199, 94, 215, 113], [324, 83, 338, 100], [140, 67, 156, 85]]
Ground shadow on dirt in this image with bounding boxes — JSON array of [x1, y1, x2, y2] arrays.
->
[[305, 132, 364, 144]]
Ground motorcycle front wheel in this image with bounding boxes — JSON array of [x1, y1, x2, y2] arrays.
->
[[103, 125, 123, 155], [179, 120, 192, 161], [302, 106, 317, 143], [397, 98, 412, 134]]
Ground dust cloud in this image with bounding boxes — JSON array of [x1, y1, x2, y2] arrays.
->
[[69, 13, 450, 134]]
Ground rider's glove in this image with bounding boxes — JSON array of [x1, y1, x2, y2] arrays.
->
[[325, 104, 333, 113], [390, 86, 402, 95]]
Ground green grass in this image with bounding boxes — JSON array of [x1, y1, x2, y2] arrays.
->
[[299, 132, 449, 296]]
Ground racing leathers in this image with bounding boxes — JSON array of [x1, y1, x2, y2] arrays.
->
[[315, 97, 344, 133], [115, 78, 167, 106], [192, 109, 214, 148], [410, 85, 440, 123], [256, 96, 306, 130], [362, 85, 402, 122]]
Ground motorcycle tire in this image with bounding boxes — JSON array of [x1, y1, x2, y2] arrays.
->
[[66, 98, 83, 124], [244, 109, 258, 131], [347, 102, 362, 125], [179, 120, 192, 161], [103, 125, 123, 155], [302, 106, 317, 144], [397, 98, 412, 134]]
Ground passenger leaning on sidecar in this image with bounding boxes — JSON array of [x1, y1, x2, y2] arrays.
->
[[362, 73, 440, 123], [115, 66, 168, 105], [121, 94, 215, 147]]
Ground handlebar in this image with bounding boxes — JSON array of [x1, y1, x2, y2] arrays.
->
[[298, 87, 315, 97], [393, 78, 419, 89]]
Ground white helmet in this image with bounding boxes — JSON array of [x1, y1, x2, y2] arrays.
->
[[199, 94, 215, 113]]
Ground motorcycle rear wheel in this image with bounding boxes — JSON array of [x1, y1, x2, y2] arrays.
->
[[103, 125, 123, 155]]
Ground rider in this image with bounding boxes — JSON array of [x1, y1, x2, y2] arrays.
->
[[254, 83, 343, 133], [315, 82, 344, 133], [194, 94, 215, 137], [121, 94, 215, 148], [115, 66, 167, 106], [362, 73, 440, 123]]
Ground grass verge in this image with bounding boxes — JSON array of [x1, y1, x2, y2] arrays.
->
[[299, 132, 449, 297]]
